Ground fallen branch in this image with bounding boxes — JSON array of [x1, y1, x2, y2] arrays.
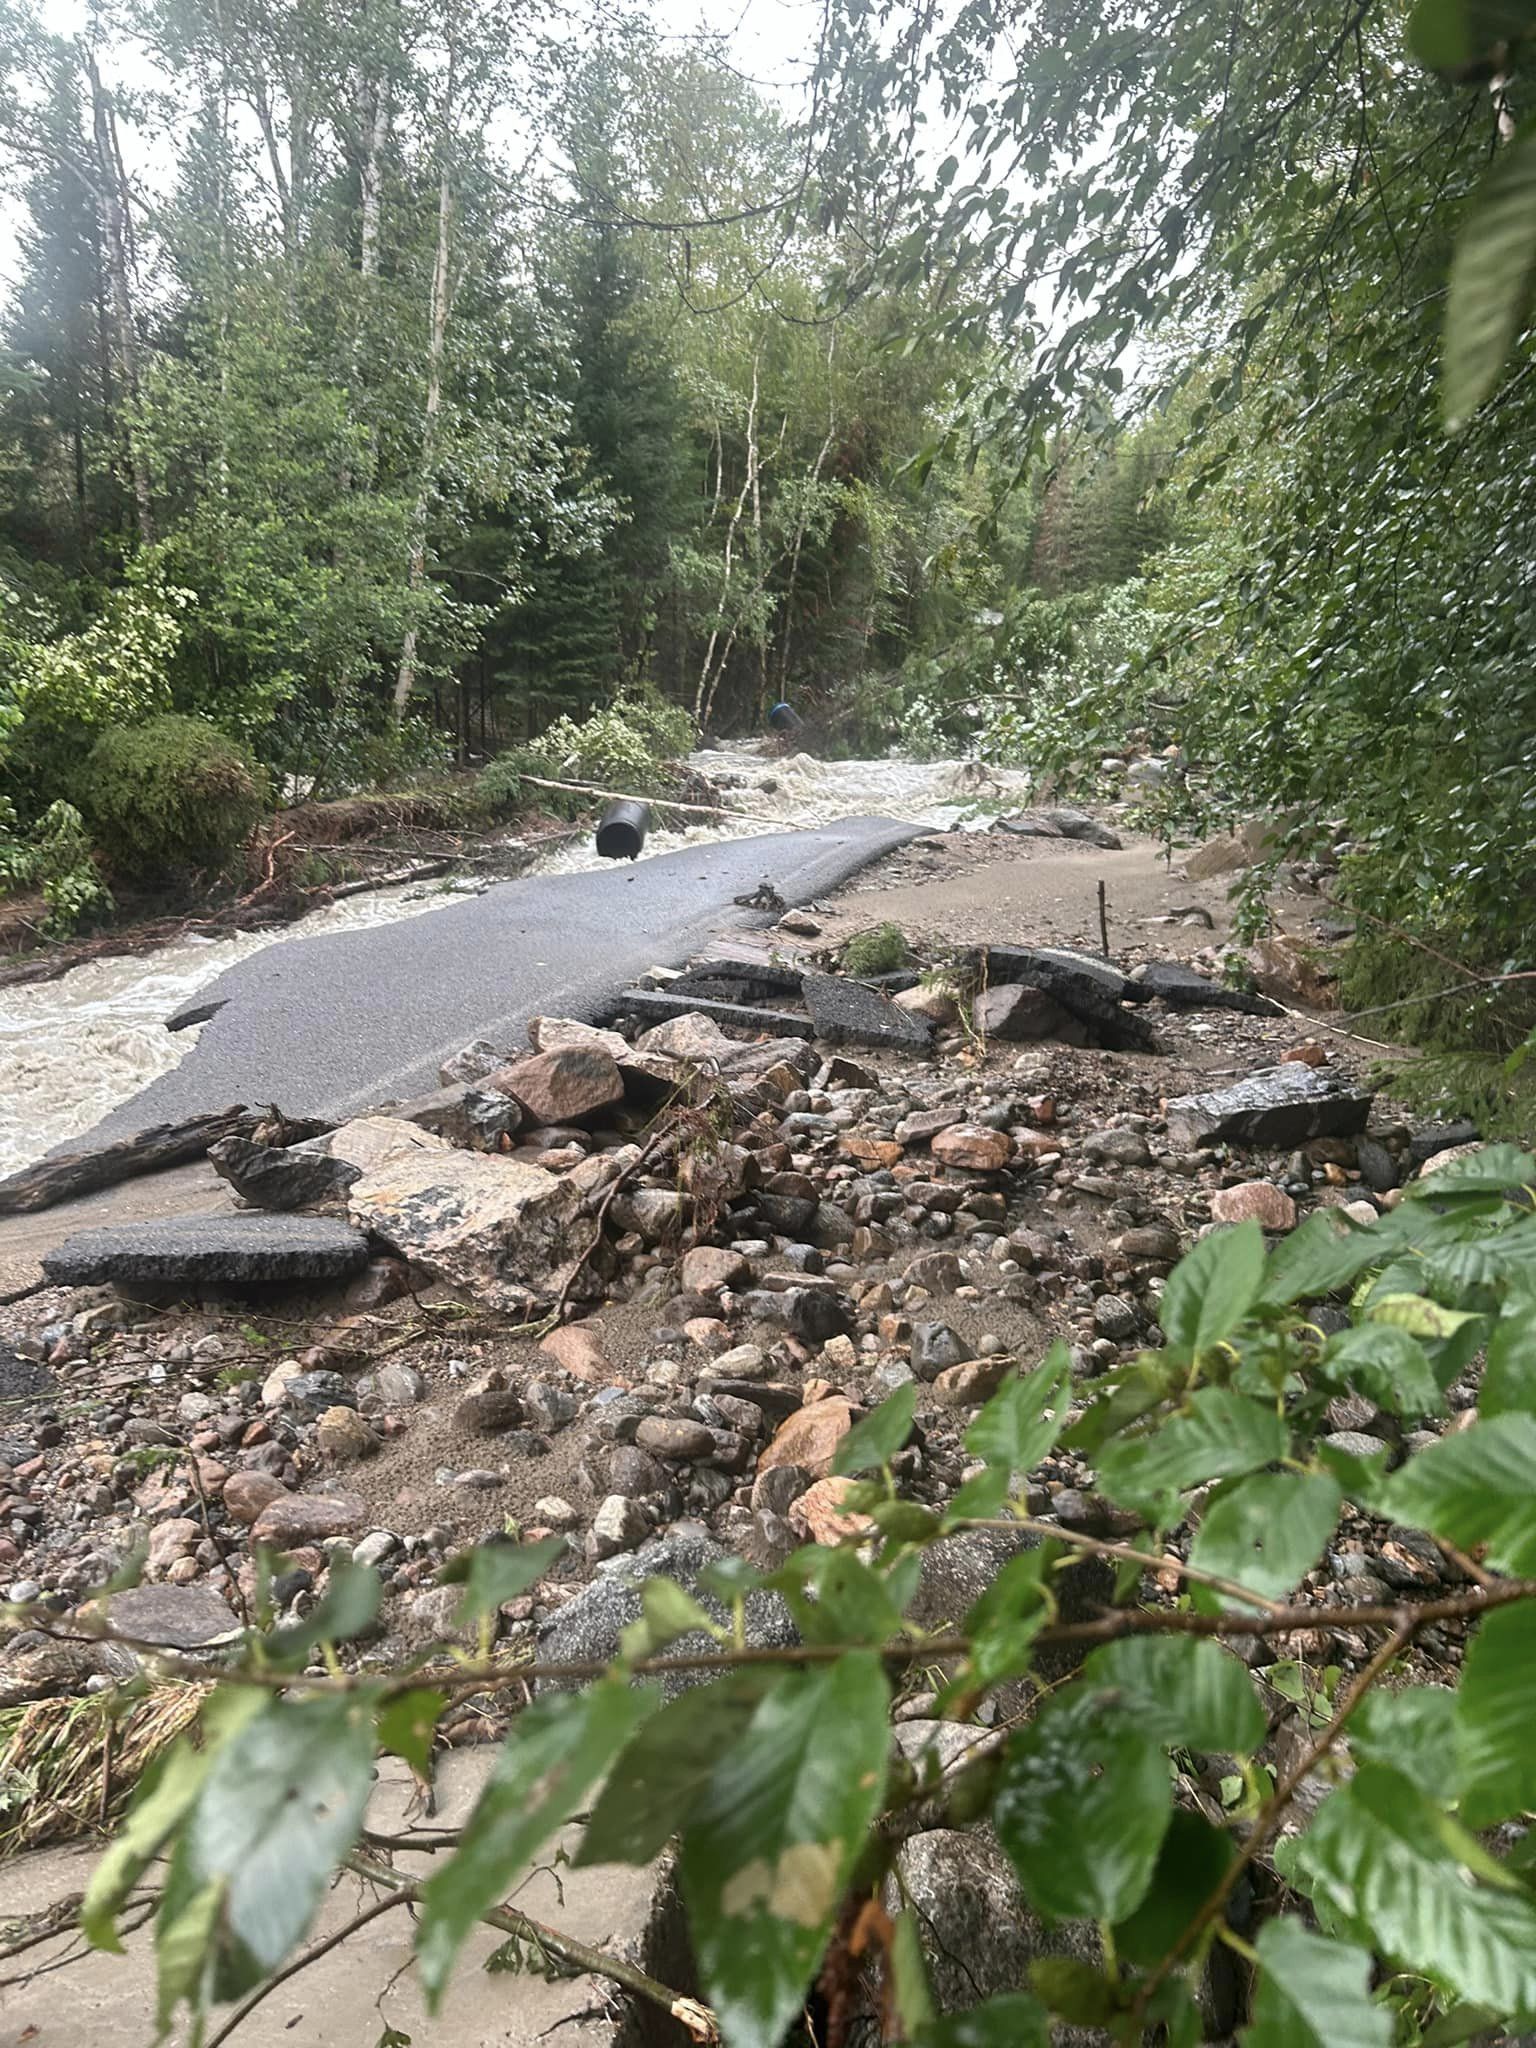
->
[[0, 1106, 255, 1215], [29, 1574, 1535, 1701], [513, 771, 785, 829]]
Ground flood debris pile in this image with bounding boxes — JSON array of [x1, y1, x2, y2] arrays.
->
[[0, 932, 1489, 1779]]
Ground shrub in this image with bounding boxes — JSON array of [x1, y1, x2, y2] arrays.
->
[[841, 922, 911, 975], [80, 715, 267, 881], [479, 696, 696, 817], [0, 797, 111, 936]]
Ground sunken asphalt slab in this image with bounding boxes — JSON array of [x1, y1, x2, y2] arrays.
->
[[75, 819, 923, 1148]]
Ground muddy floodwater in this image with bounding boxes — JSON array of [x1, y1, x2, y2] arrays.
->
[[0, 747, 1030, 1175]]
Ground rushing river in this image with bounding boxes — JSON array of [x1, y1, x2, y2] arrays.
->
[[0, 746, 1031, 1175]]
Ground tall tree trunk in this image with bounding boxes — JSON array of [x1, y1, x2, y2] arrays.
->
[[81, 44, 151, 546], [695, 354, 759, 728], [779, 334, 838, 693], [393, 50, 455, 721], [359, 78, 389, 280]]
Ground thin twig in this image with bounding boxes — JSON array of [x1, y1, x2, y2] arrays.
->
[[1134, 1618, 1416, 2015], [203, 1888, 414, 2048], [963, 1514, 1288, 1617], [342, 1855, 719, 2043], [29, 1575, 1533, 1699]]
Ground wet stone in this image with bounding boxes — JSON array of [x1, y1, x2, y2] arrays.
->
[[1167, 1065, 1373, 1151]]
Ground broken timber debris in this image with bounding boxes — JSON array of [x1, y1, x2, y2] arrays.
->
[[0, 1106, 257, 1216]]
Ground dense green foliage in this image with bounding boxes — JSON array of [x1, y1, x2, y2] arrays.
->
[[65, 1149, 1536, 2044], [0, 1, 1025, 905], [820, 0, 1536, 1087], [81, 714, 265, 879]]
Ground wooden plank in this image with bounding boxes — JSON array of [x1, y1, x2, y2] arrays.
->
[[0, 1106, 255, 1215]]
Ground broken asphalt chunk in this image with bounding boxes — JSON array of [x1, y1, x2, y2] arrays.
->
[[801, 970, 934, 1052], [42, 1213, 371, 1289], [1129, 959, 1283, 1016]]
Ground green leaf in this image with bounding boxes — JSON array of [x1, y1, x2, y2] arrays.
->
[[1098, 1387, 1287, 1515], [267, 1552, 382, 1664], [1028, 1956, 1118, 2026], [963, 1341, 1071, 1474], [915, 1994, 1051, 2048], [578, 1672, 775, 1866], [1296, 1765, 1536, 2012], [993, 1688, 1172, 1923], [446, 1536, 565, 1627], [1255, 1209, 1390, 1309], [153, 1874, 224, 2036], [82, 1689, 265, 1952], [1314, 1435, 1393, 1510], [1366, 1294, 1480, 1342], [678, 1652, 889, 2048], [887, 1911, 934, 2038], [184, 1695, 376, 1975], [943, 1465, 1011, 1522], [1481, 1306, 1536, 1417], [620, 1577, 720, 1661], [1457, 1602, 1536, 1826], [1189, 1471, 1341, 1606], [376, 1689, 445, 1778], [418, 1679, 657, 2006], [1246, 1917, 1393, 2048], [1407, 1141, 1536, 1193], [833, 1381, 916, 1475], [1410, 0, 1536, 74], [1378, 1414, 1536, 1572], [1161, 1220, 1264, 1353], [1085, 1636, 1265, 1752], [1352, 1686, 1460, 1788], [1114, 1809, 1236, 1969], [1319, 1324, 1444, 1417]]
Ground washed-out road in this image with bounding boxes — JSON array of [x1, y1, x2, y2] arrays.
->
[[82, 817, 920, 1144]]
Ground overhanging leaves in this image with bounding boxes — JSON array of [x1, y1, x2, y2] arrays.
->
[[679, 1652, 889, 2048], [1378, 1413, 1536, 1572], [1456, 1602, 1536, 1826], [1097, 1386, 1288, 1516], [833, 1381, 916, 1476], [182, 1695, 376, 1981], [1160, 1220, 1264, 1354], [1295, 1765, 1536, 2013], [1247, 1916, 1393, 2048], [993, 1688, 1172, 1923], [1189, 1470, 1341, 1607], [1084, 1635, 1265, 1752], [417, 1679, 658, 2007], [963, 1340, 1071, 1475]]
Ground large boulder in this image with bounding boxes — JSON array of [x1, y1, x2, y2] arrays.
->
[[328, 1115, 451, 1174], [347, 1146, 586, 1308], [1166, 1065, 1372, 1150], [41, 1214, 369, 1289], [535, 1531, 796, 1697], [488, 1047, 625, 1127], [890, 1828, 1108, 2047]]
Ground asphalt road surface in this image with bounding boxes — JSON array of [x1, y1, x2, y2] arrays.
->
[[81, 817, 921, 1145]]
